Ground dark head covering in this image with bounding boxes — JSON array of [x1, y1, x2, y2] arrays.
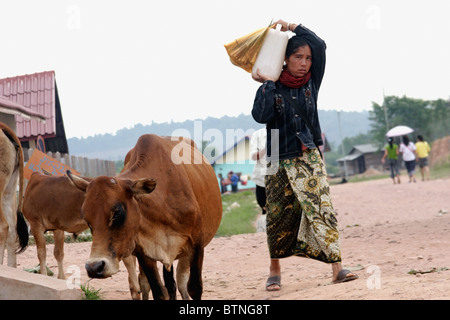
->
[[285, 36, 310, 59]]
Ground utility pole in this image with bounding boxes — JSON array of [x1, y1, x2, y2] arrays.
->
[[337, 111, 348, 182], [383, 89, 389, 131]]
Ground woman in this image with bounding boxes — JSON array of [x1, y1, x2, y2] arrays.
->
[[252, 19, 358, 291], [399, 135, 417, 183], [381, 137, 401, 184], [415, 135, 431, 181]]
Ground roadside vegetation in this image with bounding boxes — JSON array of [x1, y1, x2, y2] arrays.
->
[[216, 190, 261, 237], [81, 281, 102, 300]]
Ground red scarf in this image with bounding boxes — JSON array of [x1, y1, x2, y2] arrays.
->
[[279, 67, 311, 88]]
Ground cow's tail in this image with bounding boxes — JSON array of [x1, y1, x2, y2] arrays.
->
[[14, 131, 28, 253], [16, 211, 28, 253]]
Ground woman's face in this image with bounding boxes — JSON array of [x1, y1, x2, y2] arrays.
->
[[285, 45, 312, 77]]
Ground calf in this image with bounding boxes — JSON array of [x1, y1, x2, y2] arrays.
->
[[22, 172, 141, 299]]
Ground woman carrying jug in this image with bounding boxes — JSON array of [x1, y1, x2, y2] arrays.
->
[[252, 19, 358, 291]]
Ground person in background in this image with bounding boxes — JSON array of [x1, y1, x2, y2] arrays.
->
[[399, 135, 417, 183], [228, 171, 239, 193], [250, 128, 267, 215], [381, 137, 401, 184], [415, 135, 431, 181], [252, 19, 358, 291], [218, 173, 228, 194]]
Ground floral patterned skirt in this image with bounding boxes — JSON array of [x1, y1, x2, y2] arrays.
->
[[265, 148, 341, 263]]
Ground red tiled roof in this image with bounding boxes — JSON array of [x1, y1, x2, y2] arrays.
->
[[0, 95, 47, 122], [0, 71, 56, 140]]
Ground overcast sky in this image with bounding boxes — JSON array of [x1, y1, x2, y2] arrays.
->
[[1, 0, 449, 139]]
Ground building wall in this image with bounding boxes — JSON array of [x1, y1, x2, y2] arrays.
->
[[339, 159, 359, 176], [0, 113, 16, 132], [213, 138, 257, 191], [338, 151, 385, 176], [214, 162, 257, 191], [214, 139, 250, 164], [364, 152, 384, 171]]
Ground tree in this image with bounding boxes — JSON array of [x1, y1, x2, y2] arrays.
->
[[115, 159, 124, 174], [369, 95, 437, 145], [427, 98, 450, 140], [201, 140, 217, 163], [341, 133, 376, 154]]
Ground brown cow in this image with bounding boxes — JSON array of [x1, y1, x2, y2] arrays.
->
[[67, 134, 222, 300], [22, 172, 142, 299], [0, 122, 28, 267]]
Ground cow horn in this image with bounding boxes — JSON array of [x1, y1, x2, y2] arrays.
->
[[66, 170, 89, 192]]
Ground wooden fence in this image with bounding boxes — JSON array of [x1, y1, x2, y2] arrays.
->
[[23, 148, 116, 177]]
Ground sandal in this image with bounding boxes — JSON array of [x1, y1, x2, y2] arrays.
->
[[333, 269, 358, 284], [266, 275, 281, 291]]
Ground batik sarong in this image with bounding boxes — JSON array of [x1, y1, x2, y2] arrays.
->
[[265, 148, 341, 263]]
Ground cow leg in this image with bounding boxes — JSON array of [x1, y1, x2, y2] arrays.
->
[[122, 255, 141, 300], [2, 188, 17, 267], [136, 254, 168, 300], [138, 265, 150, 300], [187, 245, 204, 300], [163, 264, 177, 300], [176, 257, 191, 300], [53, 230, 65, 279], [32, 225, 48, 276], [0, 200, 8, 265]]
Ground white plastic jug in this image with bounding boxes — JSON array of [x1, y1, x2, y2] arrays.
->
[[252, 24, 289, 81]]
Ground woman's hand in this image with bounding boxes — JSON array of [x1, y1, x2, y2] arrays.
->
[[252, 68, 276, 83], [273, 19, 298, 32]]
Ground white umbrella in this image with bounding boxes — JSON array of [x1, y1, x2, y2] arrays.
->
[[386, 125, 414, 137]]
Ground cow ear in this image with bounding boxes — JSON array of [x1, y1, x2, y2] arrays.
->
[[66, 170, 89, 193], [130, 178, 156, 196]]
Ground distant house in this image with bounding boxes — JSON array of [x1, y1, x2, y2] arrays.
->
[[0, 71, 69, 154], [337, 144, 383, 176], [211, 136, 255, 191]]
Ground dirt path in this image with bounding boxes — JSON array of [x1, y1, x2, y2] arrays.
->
[[15, 177, 450, 300]]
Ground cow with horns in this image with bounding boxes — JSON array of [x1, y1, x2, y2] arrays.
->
[[67, 134, 222, 300]]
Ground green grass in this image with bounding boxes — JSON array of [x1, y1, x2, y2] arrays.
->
[[216, 190, 261, 237], [430, 158, 450, 179], [329, 173, 391, 185], [330, 159, 450, 185], [27, 230, 92, 246], [81, 281, 102, 300]]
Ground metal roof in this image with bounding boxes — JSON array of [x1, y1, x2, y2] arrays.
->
[[337, 144, 381, 162], [349, 144, 380, 155], [0, 96, 47, 122], [337, 153, 362, 162], [0, 71, 56, 140], [211, 136, 251, 165]]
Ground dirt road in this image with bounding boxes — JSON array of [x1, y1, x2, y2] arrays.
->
[[16, 177, 450, 300]]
